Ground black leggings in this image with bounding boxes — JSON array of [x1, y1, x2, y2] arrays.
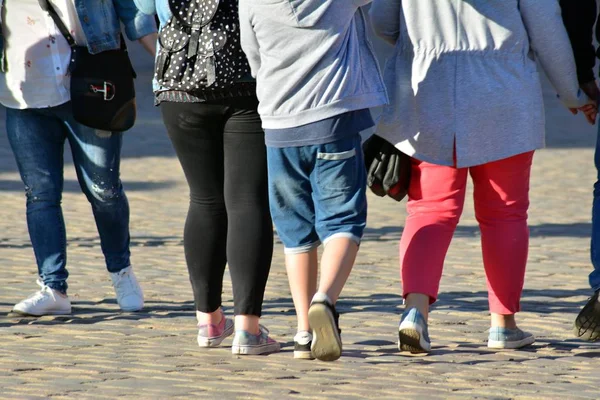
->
[[161, 97, 273, 316]]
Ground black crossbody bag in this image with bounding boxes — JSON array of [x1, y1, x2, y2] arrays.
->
[[38, 0, 137, 132]]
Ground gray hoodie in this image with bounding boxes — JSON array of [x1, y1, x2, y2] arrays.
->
[[239, 0, 388, 129]]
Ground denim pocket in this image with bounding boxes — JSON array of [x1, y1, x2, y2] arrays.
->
[[316, 147, 359, 192]]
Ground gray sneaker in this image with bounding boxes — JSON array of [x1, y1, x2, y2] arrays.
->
[[231, 325, 280, 355], [398, 307, 431, 354], [574, 290, 600, 341], [487, 327, 535, 349]]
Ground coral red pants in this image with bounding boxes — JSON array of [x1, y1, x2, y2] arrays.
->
[[400, 151, 534, 314]]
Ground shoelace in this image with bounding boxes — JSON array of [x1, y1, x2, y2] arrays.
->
[[258, 325, 270, 337], [26, 280, 57, 305], [114, 270, 137, 295]]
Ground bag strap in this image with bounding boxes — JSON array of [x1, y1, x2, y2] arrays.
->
[[38, 0, 78, 48]]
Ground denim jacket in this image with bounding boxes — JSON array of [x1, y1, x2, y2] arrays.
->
[[0, 0, 156, 69]]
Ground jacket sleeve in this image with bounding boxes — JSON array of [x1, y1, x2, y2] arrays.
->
[[520, 0, 589, 108], [369, 0, 401, 45], [559, 0, 597, 84], [132, 0, 157, 16], [239, 1, 261, 78], [112, 0, 157, 40]]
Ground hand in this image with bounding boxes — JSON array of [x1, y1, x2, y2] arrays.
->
[[569, 80, 600, 125]]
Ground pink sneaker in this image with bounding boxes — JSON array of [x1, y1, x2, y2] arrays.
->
[[197, 312, 234, 348]]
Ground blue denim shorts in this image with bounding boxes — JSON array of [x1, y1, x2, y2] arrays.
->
[[267, 134, 367, 254]]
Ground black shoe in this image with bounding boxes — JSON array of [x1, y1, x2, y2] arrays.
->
[[293, 331, 314, 360], [308, 299, 342, 362], [574, 290, 600, 341]]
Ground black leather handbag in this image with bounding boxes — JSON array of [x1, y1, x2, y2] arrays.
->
[[39, 0, 137, 132], [363, 134, 412, 202]]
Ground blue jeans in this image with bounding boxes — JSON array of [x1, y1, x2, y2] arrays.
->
[[591, 123, 600, 292], [6, 103, 131, 294], [267, 134, 367, 254]]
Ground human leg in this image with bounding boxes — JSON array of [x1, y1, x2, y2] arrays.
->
[[398, 158, 468, 353], [7, 107, 73, 316], [161, 102, 230, 330], [470, 151, 535, 349], [222, 100, 278, 354]]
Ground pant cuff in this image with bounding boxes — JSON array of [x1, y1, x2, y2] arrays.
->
[[322, 232, 361, 247], [284, 241, 321, 255]]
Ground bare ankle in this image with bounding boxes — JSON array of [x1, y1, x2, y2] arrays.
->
[[196, 308, 222, 325], [404, 293, 430, 321], [235, 315, 260, 335], [491, 313, 517, 329]]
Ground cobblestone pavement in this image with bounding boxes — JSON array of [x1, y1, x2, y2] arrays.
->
[[1, 32, 600, 399]]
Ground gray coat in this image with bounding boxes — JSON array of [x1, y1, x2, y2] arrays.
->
[[370, 0, 589, 168]]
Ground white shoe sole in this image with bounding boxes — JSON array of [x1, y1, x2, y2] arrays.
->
[[398, 321, 431, 353], [488, 335, 535, 349], [293, 350, 314, 360], [198, 324, 234, 348], [231, 342, 280, 355], [308, 303, 342, 362], [12, 308, 71, 317], [119, 304, 144, 312]]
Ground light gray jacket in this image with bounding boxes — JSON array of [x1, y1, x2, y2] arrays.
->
[[239, 0, 388, 129], [370, 0, 589, 168]]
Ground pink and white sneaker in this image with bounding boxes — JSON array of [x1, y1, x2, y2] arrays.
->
[[197, 312, 234, 348]]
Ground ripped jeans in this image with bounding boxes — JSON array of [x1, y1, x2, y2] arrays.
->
[[6, 102, 131, 294]]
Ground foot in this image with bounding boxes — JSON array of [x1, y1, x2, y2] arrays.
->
[[308, 293, 342, 361], [487, 327, 535, 349], [197, 311, 234, 348], [398, 307, 431, 354], [294, 331, 314, 360], [110, 266, 144, 312], [574, 290, 600, 341], [12, 280, 71, 316], [231, 325, 280, 355]]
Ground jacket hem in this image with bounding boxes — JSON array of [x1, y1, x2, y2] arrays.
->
[[260, 91, 388, 129]]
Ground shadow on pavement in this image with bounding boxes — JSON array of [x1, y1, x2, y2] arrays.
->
[[363, 223, 593, 241]]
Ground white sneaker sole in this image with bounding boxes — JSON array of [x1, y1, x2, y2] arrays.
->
[[119, 304, 144, 312], [198, 324, 234, 348], [398, 321, 431, 353], [293, 350, 314, 360], [12, 308, 71, 317], [231, 342, 280, 355], [487, 335, 535, 349], [308, 303, 342, 362]]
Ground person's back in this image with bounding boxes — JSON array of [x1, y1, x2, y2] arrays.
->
[[239, 0, 387, 129], [372, 0, 587, 167]]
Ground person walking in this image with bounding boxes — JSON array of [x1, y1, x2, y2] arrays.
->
[[560, 0, 600, 342], [133, 0, 279, 355], [239, 0, 388, 361], [370, 0, 593, 353], [2, 0, 157, 316]]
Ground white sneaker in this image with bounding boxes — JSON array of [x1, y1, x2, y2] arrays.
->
[[12, 280, 71, 316], [110, 266, 144, 312]]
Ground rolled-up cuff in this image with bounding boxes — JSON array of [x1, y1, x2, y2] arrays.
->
[[284, 241, 321, 255], [124, 14, 157, 41], [322, 232, 361, 247]]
